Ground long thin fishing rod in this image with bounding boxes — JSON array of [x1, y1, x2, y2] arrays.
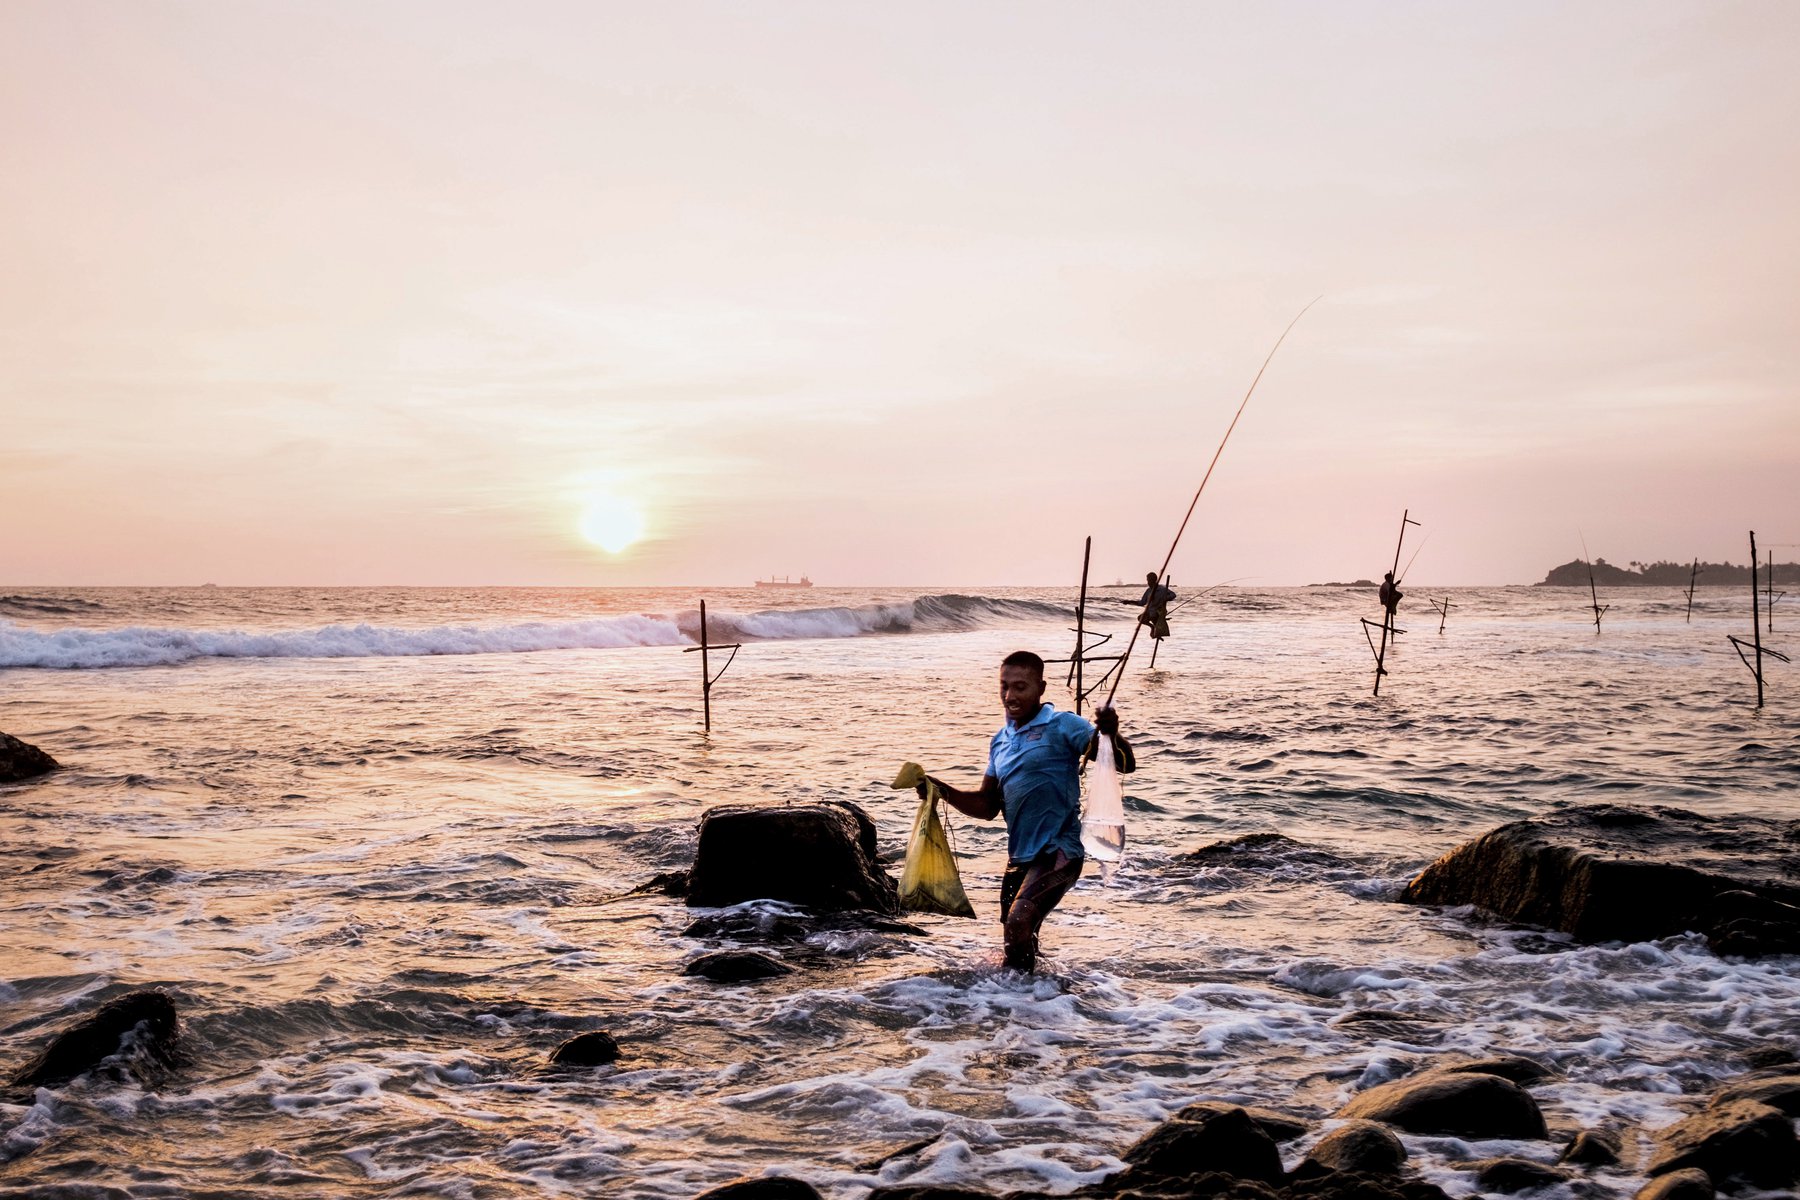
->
[[1398, 531, 1430, 585], [1103, 297, 1321, 707]]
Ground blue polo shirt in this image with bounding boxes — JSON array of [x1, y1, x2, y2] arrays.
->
[[987, 702, 1095, 864]]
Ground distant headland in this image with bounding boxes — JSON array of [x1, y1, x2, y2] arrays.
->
[[1537, 558, 1800, 587]]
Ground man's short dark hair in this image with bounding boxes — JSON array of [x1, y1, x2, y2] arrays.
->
[[1001, 650, 1044, 678]]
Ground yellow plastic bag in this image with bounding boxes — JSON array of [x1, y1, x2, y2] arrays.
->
[[890, 763, 977, 918]]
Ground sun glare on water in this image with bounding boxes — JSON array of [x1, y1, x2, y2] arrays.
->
[[578, 493, 646, 554]]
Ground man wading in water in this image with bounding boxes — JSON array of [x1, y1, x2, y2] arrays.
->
[[921, 651, 1134, 971]]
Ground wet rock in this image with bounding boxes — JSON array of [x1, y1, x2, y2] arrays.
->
[[0, 731, 58, 783], [1335, 1069, 1547, 1139], [1175, 1100, 1309, 1143], [631, 870, 689, 897], [10, 989, 179, 1087], [853, 1136, 940, 1173], [1115, 1105, 1285, 1187], [865, 1188, 1003, 1200], [687, 802, 897, 914], [1298, 1120, 1406, 1175], [1434, 1055, 1557, 1086], [1710, 1072, 1800, 1115], [1284, 1175, 1451, 1200], [1474, 1158, 1570, 1192], [682, 908, 925, 943], [1633, 1169, 1713, 1200], [682, 950, 795, 983], [1185, 833, 1348, 872], [1707, 890, 1800, 956], [1558, 1128, 1622, 1166], [691, 1179, 823, 1200], [1645, 1098, 1800, 1187], [1740, 1044, 1797, 1070], [1328, 1010, 1444, 1043], [549, 1030, 619, 1066], [1400, 804, 1800, 954]]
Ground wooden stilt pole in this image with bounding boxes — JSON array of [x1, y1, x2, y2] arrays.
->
[[1047, 535, 1123, 713], [1371, 510, 1418, 695], [1769, 550, 1777, 633], [1686, 558, 1701, 623], [1752, 534, 1764, 707], [1728, 532, 1788, 707], [682, 598, 742, 732], [1579, 533, 1608, 633]]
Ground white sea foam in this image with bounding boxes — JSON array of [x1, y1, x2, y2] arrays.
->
[[0, 593, 1066, 669]]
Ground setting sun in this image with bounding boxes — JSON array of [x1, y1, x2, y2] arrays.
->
[[578, 493, 646, 554]]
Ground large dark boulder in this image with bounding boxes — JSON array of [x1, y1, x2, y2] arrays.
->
[[1433, 1055, 1557, 1086], [10, 990, 178, 1087], [1645, 1098, 1800, 1187], [1115, 1105, 1285, 1187], [687, 802, 897, 914], [1400, 805, 1800, 954], [1335, 1069, 1547, 1140], [0, 732, 58, 783], [1298, 1120, 1406, 1176]]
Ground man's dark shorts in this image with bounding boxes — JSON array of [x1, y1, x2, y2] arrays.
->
[[998, 848, 1084, 971]]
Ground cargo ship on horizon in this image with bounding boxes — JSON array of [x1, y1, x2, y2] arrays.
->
[[753, 575, 813, 589]]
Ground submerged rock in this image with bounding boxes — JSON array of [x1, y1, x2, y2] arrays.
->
[[686, 802, 897, 914], [1400, 804, 1800, 954], [1710, 1071, 1800, 1115], [549, 1030, 619, 1066], [682, 950, 795, 983], [10, 989, 179, 1087], [1645, 1097, 1800, 1187], [1114, 1105, 1285, 1187], [1285, 1174, 1451, 1200], [1174, 1100, 1310, 1143], [691, 1179, 823, 1200], [1558, 1127, 1623, 1166], [0, 732, 58, 783], [1335, 1068, 1547, 1140], [1433, 1055, 1557, 1086], [1634, 1169, 1713, 1200], [1298, 1120, 1407, 1175], [1474, 1158, 1570, 1192]]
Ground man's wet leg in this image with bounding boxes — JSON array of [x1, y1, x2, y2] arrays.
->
[[1001, 850, 1083, 971]]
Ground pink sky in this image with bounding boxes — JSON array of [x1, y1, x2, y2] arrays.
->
[[4, 1, 1797, 586]]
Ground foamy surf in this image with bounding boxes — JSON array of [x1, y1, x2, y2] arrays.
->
[[0, 593, 1070, 669]]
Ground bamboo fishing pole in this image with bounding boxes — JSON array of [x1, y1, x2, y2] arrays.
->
[[1101, 297, 1321, 708]]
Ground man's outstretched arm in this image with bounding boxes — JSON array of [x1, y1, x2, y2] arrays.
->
[[930, 773, 1003, 820]]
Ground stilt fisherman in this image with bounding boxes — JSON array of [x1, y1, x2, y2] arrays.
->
[[1138, 572, 1176, 642]]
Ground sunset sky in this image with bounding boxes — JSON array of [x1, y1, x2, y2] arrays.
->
[[4, 1, 1797, 586]]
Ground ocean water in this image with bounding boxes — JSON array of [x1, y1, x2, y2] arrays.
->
[[1, 585, 1796, 1199]]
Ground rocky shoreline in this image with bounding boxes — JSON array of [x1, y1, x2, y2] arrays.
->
[[5, 773, 1797, 1200]]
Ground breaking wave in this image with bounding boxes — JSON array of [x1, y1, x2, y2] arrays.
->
[[0, 594, 1071, 670]]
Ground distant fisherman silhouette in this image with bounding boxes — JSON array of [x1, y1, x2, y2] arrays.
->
[[916, 650, 1134, 971], [1379, 572, 1403, 620], [1138, 572, 1175, 641]]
